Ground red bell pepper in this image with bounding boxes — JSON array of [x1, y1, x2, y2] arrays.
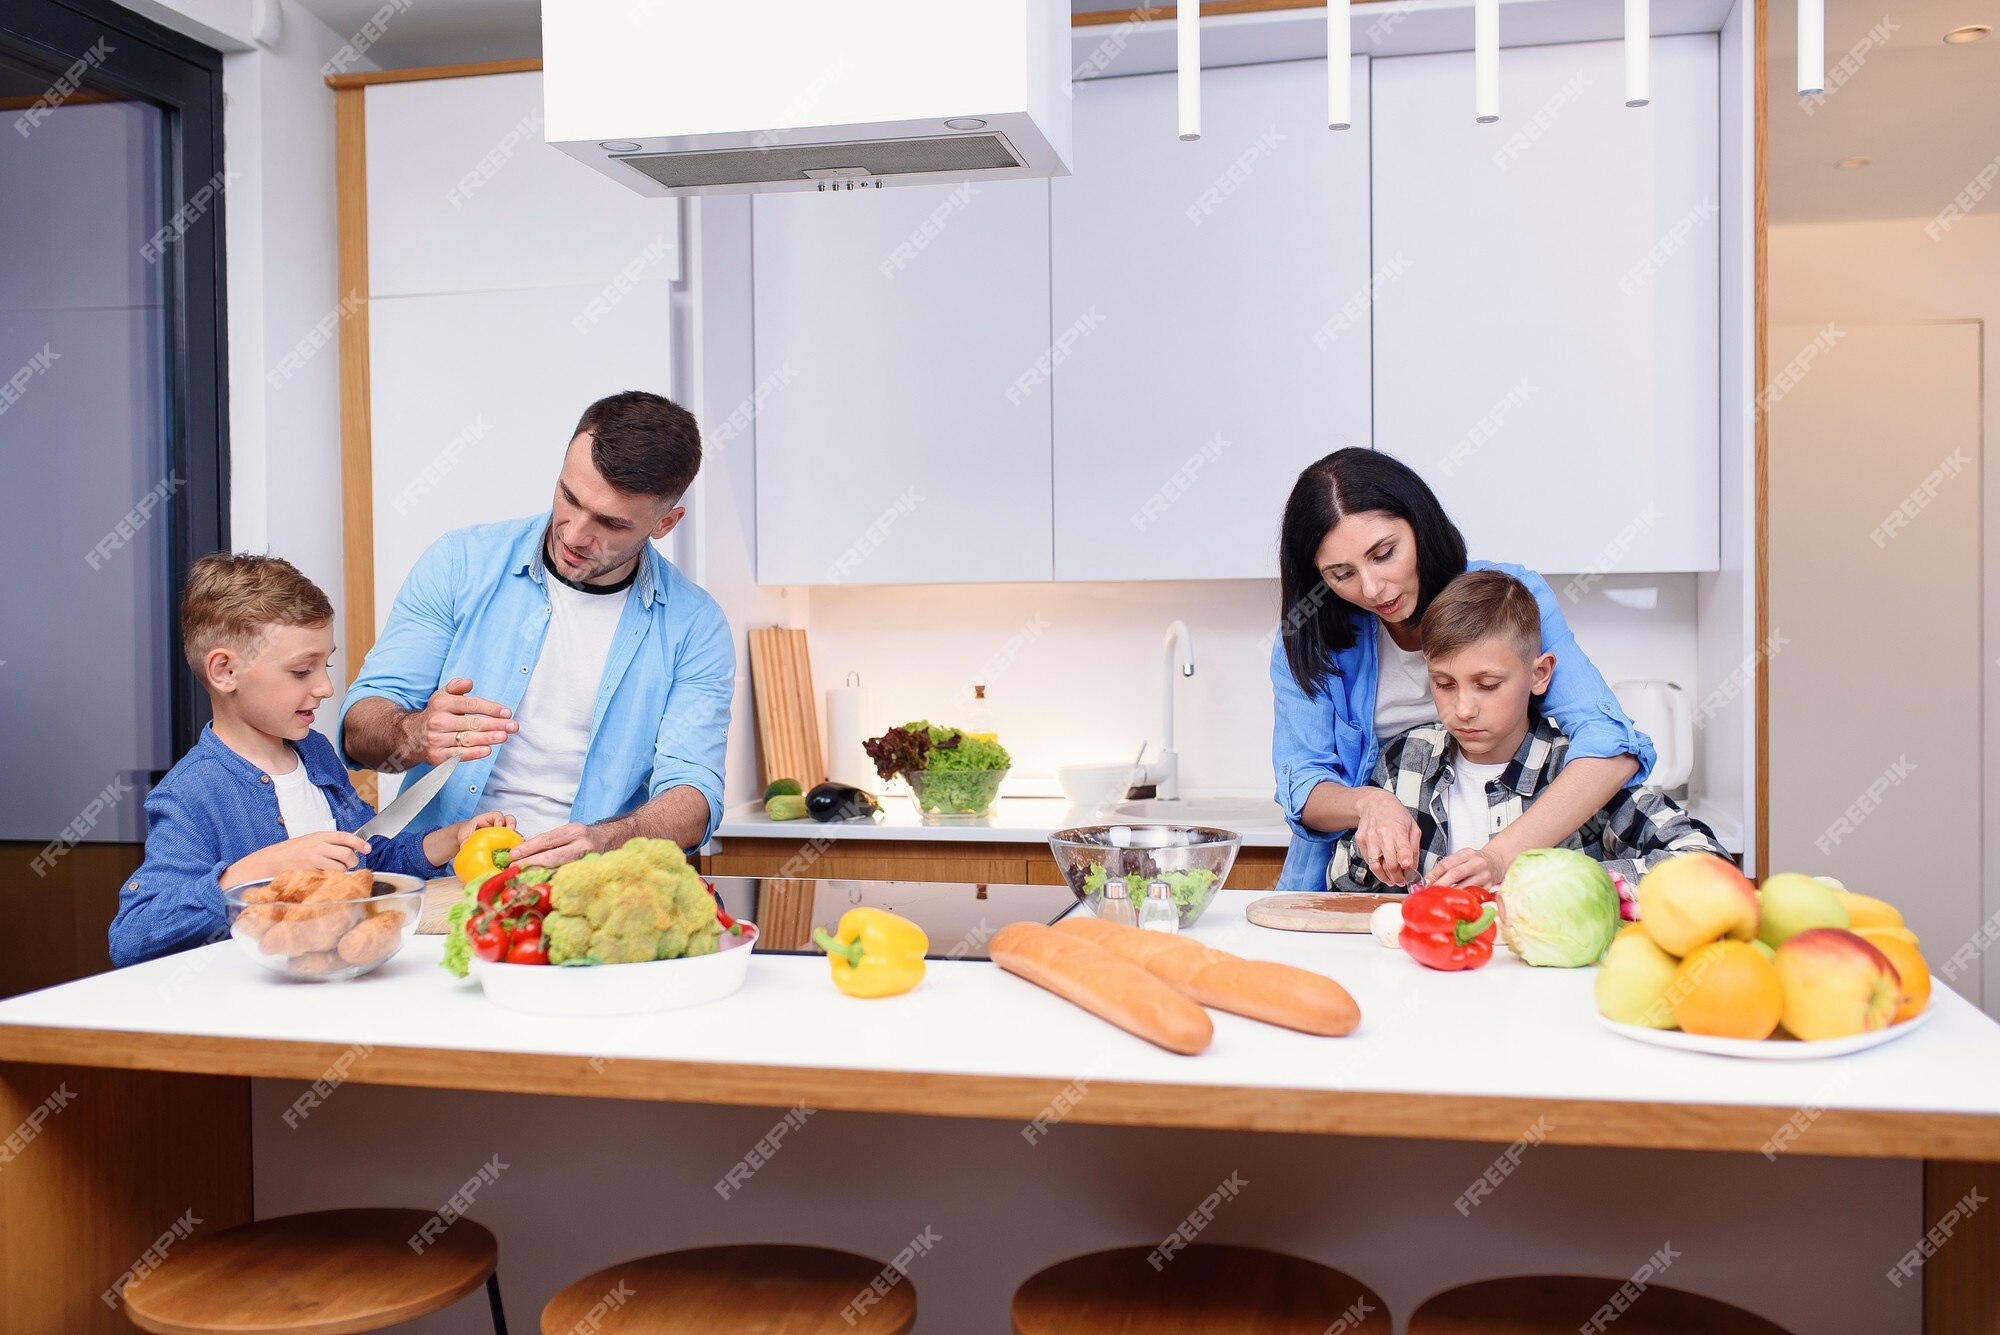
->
[[1399, 884, 1500, 971]]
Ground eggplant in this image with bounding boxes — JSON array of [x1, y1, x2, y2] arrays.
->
[[807, 781, 880, 822]]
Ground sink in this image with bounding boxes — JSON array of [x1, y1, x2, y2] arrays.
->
[[1110, 796, 1284, 828]]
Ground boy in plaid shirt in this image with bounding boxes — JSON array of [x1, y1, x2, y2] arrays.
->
[[1328, 570, 1723, 892]]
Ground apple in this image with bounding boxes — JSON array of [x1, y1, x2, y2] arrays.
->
[[1636, 853, 1760, 956], [1757, 873, 1850, 948], [1595, 930, 1682, 1029], [1774, 928, 1901, 1041]]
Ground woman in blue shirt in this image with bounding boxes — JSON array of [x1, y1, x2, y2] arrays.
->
[[1271, 449, 1655, 891]]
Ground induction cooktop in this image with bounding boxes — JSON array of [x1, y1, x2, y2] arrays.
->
[[705, 876, 1080, 961]]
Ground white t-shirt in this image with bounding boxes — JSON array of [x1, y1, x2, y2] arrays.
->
[[481, 567, 632, 837], [1374, 622, 1439, 737], [1445, 755, 1511, 854], [270, 752, 336, 837]]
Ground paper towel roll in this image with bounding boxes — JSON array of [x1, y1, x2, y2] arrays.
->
[[824, 683, 873, 790]]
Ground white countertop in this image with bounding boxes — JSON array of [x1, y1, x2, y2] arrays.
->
[[5, 891, 1997, 1130], [712, 793, 1294, 847]]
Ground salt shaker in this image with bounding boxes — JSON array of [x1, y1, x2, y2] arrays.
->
[[1138, 878, 1180, 934]]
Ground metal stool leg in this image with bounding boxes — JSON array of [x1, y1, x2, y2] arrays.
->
[[486, 1271, 509, 1335]]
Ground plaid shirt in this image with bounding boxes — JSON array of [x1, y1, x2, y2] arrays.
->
[[1327, 713, 1724, 892]]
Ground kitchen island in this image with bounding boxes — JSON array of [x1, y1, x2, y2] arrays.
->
[[3, 888, 1997, 1332]]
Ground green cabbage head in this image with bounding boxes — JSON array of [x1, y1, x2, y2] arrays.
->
[[1496, 848, 1622, 967]]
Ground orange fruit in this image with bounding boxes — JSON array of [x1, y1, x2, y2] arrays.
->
[[1857, 929, 1930, 1023], [1667, 940, 1784, 1040]]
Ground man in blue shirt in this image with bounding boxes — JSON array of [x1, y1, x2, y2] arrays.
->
[[340, 391, 733, 869]]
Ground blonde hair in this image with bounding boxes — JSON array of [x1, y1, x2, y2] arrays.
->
[[181, 552, 333, 678], [1420, 569, 1542, 667]]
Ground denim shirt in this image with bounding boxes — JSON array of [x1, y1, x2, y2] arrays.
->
[[108, 725, 446, 967], [1270, 559, 1656, 891], [337, 512, 733, 845]]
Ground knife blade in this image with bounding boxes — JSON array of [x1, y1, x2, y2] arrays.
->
[[356, 754, 460, 839]]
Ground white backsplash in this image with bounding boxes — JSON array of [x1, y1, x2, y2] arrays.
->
[[804, 574, 1701, 798]]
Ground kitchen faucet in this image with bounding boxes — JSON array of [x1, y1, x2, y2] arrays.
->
[[1144, 620, 1194, 802]]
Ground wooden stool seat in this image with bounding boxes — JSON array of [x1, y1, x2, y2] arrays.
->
[[539, 1245, 917, 1334], [1012, 1244, 1392, 1334], [120, 1207, 498, 1334], [1408, 1275, 1793, 1334]]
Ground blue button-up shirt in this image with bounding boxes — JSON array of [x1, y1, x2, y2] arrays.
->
[[1270, 559, 1656, 891], [338, 513, 734, 845]]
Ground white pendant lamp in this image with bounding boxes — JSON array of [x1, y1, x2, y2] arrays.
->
[[1178, 0, 1201, 140], [1797, 0, 1825, 94], [1624, 0, 1650, 105], [1328, 0, 1352, 130], [1474, 0, 1499, 122]]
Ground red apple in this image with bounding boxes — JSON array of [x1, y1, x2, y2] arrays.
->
[[1636, 853, 1760, 956], [1774, 928, 1901, 1041]]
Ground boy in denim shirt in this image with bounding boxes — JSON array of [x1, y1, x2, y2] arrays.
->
[[110, 554, 512, 965]]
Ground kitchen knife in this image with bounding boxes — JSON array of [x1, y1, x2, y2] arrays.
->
[[356, 755, 460, 839]]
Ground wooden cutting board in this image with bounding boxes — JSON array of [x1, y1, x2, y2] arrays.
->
[[1245, 892, 1399, 933], [748, 626, 826, 790]]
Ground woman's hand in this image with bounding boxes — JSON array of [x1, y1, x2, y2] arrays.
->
[[1353, 788, 1422, 886]]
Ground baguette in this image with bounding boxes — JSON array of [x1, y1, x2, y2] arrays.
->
[[1054, 916, 1360, 1037], [989, 923, 1213, 1055]]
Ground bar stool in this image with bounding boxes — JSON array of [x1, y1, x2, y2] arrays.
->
[[1408, 1275, 1792, 1334], [1012, 1244, 1392, 1333], [120, 1207, 505, 1333], [540, 1245, 917, 1333]]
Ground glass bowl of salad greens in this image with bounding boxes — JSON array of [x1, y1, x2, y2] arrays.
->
[[863, 721, 1012, 825], [904, 766, 1009, 823], [1048, 824, 1241, 929]]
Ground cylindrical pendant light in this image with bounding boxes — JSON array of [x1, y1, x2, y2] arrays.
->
[[1328, 0, 1352, 130], [1178, 0, 1201, 140], [1474, 0, 1499, 122], [1624, 0, 1650, 105], [1796, 0, 1825, 94]]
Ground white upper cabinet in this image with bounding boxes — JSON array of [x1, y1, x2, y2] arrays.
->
[[751, 179, 1055, 585], [1050, 59, 1374, 582], [366, 71, 680, 297], [1371, 36, 1720, 574]]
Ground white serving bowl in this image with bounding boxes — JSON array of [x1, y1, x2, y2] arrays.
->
[[1057, 762, 1136, 808], [473, 924, 758, 1017]]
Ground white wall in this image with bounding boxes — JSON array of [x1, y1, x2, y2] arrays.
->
[[1770, 216, 2000, 1010], [220, 11, 357, 721], [802, 575, 1703, 800]]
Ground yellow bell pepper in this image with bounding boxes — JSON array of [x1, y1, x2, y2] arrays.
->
[[813, 908, 928, 998], [452, 826, 522, 885]]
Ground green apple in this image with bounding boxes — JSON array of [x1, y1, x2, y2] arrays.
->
[[1594, 930, 1682, 1029], [1757, 873, 1851, 949]]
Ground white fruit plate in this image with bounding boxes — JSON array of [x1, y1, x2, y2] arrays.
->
[[474, 924, 757, 1017], [1598, 1005, 1931, 1059]]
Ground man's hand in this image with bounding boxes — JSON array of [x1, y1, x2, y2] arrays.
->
[[1354, 788, 1422, 886], [509, 821, 600, 870], [224, 830, 371, 887], [1428, 844, 1508, 889], [395, 678, 517, 770]]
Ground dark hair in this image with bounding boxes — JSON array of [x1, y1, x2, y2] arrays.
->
[[1420, 569, 1542, 667], [1278, 448, 1468, 698], [572, 390, 702, 500]]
